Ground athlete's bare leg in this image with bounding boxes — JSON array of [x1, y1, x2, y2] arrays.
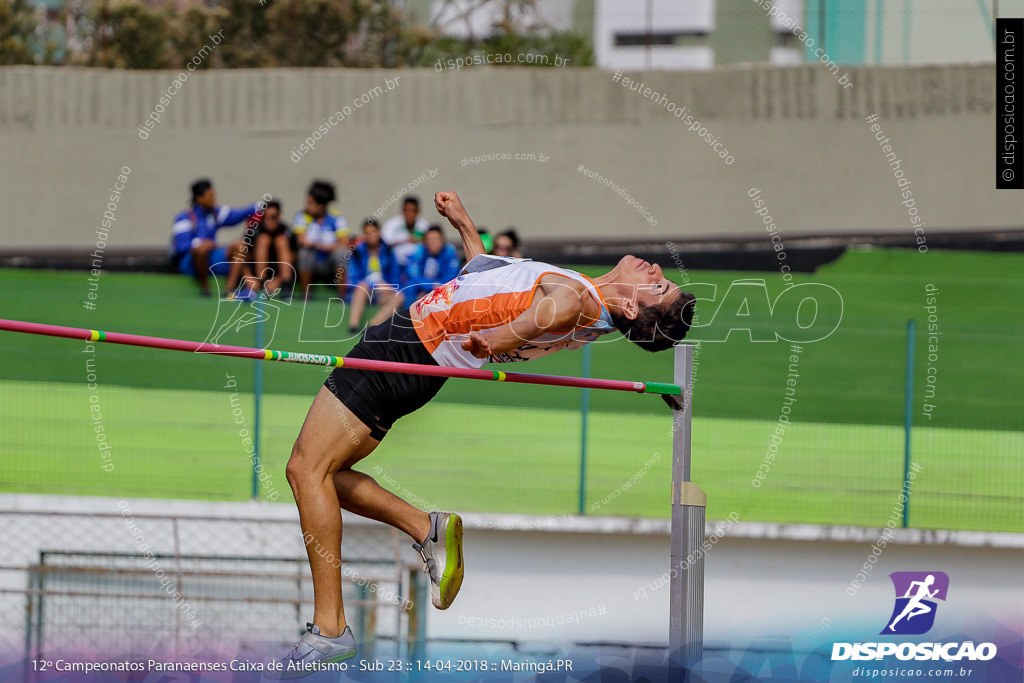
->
[[333, 469, 430, 542], [287, 387, 431, 636]]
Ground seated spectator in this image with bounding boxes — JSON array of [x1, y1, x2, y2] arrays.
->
[[492, 228, 523, 258], [381, 195, 429, 267], [252, 200, 297, 299], [170, 178, 261, 297], [293, 180, 350, 300], [347, 218, 402, 333], [402, 225, 461, 302], [223, 208, 264, 301]]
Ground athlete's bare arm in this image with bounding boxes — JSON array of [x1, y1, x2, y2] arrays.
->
[[461, 276, 598, 358], [435, 191, 486, 261]]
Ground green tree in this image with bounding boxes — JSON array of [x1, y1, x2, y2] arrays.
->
[[412, 31, 593, 69], [0, 0, 38, 64], [409, 0, 593, 68], [259, 0, 361, 67], [80, 0, 172, 69], [206, 0, 276, 68], [485, 30, 594, 66], [170, 2, 229, 68], [261, 0, 421, 68]]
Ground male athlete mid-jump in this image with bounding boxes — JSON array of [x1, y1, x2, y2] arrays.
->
[[281, 191, 696, 670]]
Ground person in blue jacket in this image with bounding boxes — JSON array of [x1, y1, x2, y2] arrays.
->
[[402, 225, 461, 303], [347, 218, 402, 334], [170, 178, 260, 297]]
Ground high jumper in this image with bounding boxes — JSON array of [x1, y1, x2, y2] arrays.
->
[[280, 190, 696, 670]]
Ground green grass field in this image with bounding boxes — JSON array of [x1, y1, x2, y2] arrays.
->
[[2, 379, 1020, 530], [1, 249, 1022, 531]]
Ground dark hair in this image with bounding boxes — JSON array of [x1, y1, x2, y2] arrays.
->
[[424, 225, 444, 238], [362, 217, 380, 228], [307, 180, 336, 206], [611, 288, 696, 353], [265, 200, 281, 213], [497, 228, 520, 248], [403, 195, 419, 208], [190, 178, 212, 201]]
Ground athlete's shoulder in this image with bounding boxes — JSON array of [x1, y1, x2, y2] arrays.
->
[[459, 253, 520, 274], [537, 271, 588, 296]]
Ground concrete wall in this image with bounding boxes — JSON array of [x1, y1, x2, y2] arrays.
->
[[0, 64, 1012, 251], [2, 495, 1021, 653]]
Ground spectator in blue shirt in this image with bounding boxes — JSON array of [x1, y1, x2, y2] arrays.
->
[[294, 180, 350, 300], [171, 178, 260, 297], [402, 225, 461, 303], [347, 218, 402, 334]]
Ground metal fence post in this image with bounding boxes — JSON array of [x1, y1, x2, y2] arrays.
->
[[668, 343, 704, 680], [252, 300, 264, 500], [903, 319, 915, 527], [578, 344, 592, 514]]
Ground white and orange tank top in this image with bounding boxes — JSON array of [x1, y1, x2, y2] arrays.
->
[[409, 254, 616, 369]]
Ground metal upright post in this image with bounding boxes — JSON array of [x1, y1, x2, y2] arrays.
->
[[668, 343, 704, 680], [578, 344, 592, 514], [252, 299, 264, 500], [903, 319, 915, 527]]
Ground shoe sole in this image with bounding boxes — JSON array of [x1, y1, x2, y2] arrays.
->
[[437, 513, 464, 610]]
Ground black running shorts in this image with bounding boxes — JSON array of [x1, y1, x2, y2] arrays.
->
[[323, 308, 447, 441]]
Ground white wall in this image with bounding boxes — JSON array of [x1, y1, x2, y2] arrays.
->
[[0, 64, 1013, 252], [2, 495, 1020, 654]]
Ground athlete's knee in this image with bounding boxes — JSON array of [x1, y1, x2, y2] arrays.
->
[[286, 442, 318, 488]]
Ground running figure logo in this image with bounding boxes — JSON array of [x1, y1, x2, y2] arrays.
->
[[881, 571, 949, 635]]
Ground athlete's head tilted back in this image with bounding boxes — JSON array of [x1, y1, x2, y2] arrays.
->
[[592, 255, 696, 352]]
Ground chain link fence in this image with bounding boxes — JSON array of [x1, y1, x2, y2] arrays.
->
[[0, 509, 426, 663]]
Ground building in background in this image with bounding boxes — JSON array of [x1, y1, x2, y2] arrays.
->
[[414, 0, 1002, 70], [596, 0, 1000, 70], [13, 0, 1008, 70]]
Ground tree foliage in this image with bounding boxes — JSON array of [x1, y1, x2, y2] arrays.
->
[[0, 0, 38, 65], [0, 0, 593, 69], [80, 0, 173, 69]]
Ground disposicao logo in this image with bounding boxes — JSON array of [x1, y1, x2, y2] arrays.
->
[[832, 571, 997, 662], [881, 571, 949, 635]]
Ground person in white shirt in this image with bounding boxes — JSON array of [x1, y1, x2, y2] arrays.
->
[[380, 195, 429, 267]]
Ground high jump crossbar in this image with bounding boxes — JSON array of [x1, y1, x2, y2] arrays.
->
[[0, 318, 704, 673], [0, 318, 681, 396]]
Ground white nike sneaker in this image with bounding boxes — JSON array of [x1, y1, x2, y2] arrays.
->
[[411, 511, 464, 609], [272, 623, 357, 678]]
